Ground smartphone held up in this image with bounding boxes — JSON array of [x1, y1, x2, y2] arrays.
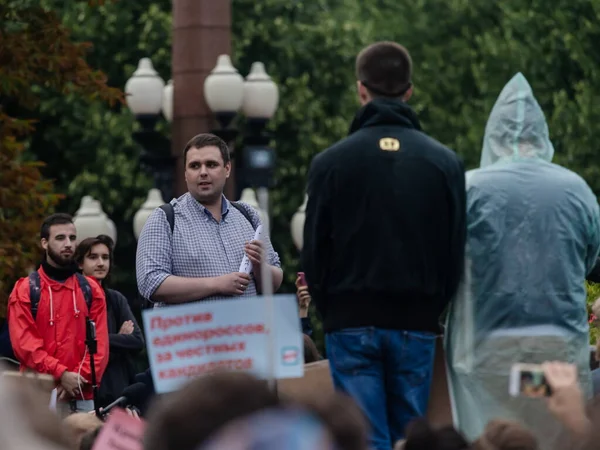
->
[[509, 363, 552, 398]]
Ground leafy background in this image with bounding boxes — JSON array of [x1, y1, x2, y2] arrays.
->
[[3, 0, 600, 353]]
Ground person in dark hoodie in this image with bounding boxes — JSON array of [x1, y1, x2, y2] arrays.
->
[[74, 235, 144, 408], [302, 41, 466, 450]]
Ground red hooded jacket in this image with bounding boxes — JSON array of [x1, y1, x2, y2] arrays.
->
[[7, 267, 109, 400]]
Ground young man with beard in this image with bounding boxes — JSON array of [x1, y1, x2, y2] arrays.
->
[[136, 133, 282, 307], [8, 213, 109, 415], [302, 42, 466, 449]]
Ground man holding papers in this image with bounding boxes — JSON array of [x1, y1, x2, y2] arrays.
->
[[136, 133, 282, 306]]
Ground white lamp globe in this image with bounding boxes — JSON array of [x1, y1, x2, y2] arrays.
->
[[125, 58, 165, 116], [290, 195, 307, 250], [242, 62, 279, 119], [239, 188, 269, 229], [133, 189, 165, 239], [73, 196, 116, 243], [203, 55, 244, 116], [162, 79, 174, 122]]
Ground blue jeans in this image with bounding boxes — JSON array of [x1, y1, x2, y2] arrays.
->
[[326, 327, 436, 450]]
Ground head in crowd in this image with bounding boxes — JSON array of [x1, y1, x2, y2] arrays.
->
[[197, 408, 339, 450], [183, 133, 231, 206], [471, 420, 538, 450], [355, 41, 413, 106], [144, 371, 279, 450], [0, 371, 70, 450], [40, 213, 77, 268], [144, 372, 369, 450], [78, 426, 102, 450], [73, 234, 114, 285], [480, 73, 554, 168], [304, 392, 369, 450], [62, 413, 103, 450], [402, 418, 470, 450], [303, 334, 321, 364]]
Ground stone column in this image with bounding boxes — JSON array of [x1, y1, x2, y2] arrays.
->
[[171, 0, 233, 197]]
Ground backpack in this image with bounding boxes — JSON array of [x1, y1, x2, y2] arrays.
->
[[28, 271, 93, 320], [138, 202, 257, 309]]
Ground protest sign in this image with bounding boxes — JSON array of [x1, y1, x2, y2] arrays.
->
[[143, 295, 303, 393], [92, 408, 145, 450]]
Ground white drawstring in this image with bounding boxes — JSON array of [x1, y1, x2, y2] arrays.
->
[[46, 284, 86, 401], [72, 290, 80, 318], [47, 287, 79, 325]]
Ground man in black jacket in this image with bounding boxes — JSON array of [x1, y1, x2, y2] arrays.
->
[[302, 41, 466, 450]]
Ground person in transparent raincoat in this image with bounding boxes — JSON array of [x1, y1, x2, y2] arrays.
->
[[445, 73, 600, 447]]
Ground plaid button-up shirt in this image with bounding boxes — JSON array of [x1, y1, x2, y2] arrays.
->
[[136, 193, 281, 306]]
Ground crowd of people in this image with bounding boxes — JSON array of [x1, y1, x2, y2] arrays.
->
[[1, 38, 600, 450]]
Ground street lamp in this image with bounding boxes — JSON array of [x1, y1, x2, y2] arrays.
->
[[239, 187, 268, 228], [125, 58, 165, 128], [128, 55, 280, 239], [203, 54, 244, 132], [133, 188, 165, 239], [73, 196, 117, 244], [125, 57, 175, 204], [162, 79, 174, 123], [290, 194, 307, 250], [242, 62, 279, 128], [204, 55, 279, 199]]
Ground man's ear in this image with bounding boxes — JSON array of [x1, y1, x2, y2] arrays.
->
[[357, 81, 371, 106], [225, 161, 231, 179], [402, 85, 414, 102], [40, 238, 48, 252]]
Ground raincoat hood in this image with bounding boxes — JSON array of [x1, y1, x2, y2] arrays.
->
[[481, 73, 554, 167]]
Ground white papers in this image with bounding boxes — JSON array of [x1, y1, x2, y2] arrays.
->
[[238, 225, 264, 274]]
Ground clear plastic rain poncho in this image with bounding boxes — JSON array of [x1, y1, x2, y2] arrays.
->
[[445, 73, 600, 448]]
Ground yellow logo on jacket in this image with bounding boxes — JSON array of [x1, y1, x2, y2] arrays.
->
[[379, 137, 400, 151]]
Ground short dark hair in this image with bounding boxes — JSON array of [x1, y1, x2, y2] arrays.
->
[[73, 234, 114, 268], [183, 133, 230, 167], [40, 213, 73, 240], [355, 41, 412, 99], [144, 372, 279, 450]]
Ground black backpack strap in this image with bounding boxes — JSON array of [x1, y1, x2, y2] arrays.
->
[[231, 201, 258, 230], [28, 272, 41, 320], [75, 273, 93, 312], [160, 203, 175, 233]]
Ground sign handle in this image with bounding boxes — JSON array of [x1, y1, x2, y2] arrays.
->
[[257, 187, 277, 391]]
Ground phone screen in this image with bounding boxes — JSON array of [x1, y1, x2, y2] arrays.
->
[[509, 363, 551, 397]]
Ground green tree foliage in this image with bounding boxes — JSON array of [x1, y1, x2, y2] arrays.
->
[[26, 0, 600, 348], [0, 0, 121, 317], [588, 282, 600, 344], [27, 0, 172, 297]]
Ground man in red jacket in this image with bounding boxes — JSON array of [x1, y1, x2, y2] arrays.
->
[[8, 213, 109, 415]]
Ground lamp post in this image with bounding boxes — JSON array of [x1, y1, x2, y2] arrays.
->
[[133, 188, 165, 239], [239, 187, 269, 228], [125, 58, 175, 204], [127, 54, 279, 239], [203, 55, 279, 200], [73, 196, 118, 244]]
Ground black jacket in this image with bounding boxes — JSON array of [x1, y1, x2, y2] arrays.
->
[[98, 289, 145, 407], [302, 99, 466, 333]]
